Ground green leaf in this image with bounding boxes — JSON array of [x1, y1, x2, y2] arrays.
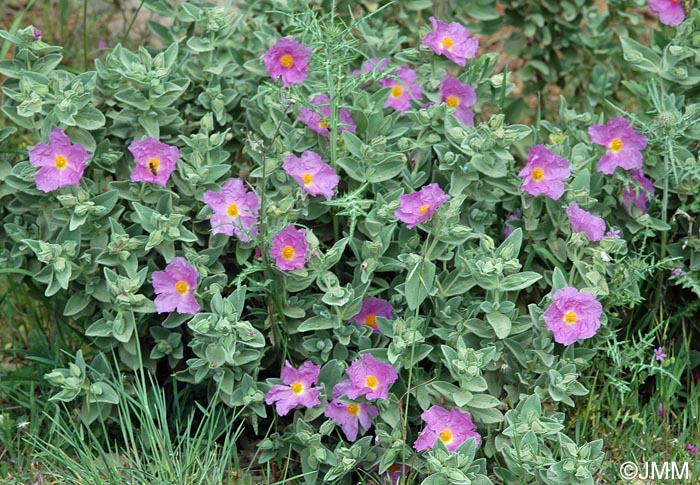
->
[[64, 292, 91, 316], [404, 258, 436, 311], [500, 271, 542, 291], [486, 312, 511, 339], [298, 315, 338, 332]]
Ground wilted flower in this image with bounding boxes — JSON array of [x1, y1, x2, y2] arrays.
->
[[622, 169, 655, 214], [28, 128, 89, 192], [265, 360, 322, 416], [567, 202, 606, 242], [324, 398, 379, 442], [395, 183, 450, 229], [263, 37, 312, 88], [270, 226, 308, 271], [588, 117, 647, 175], [518, 145, 570, 200], [128, 137, 180, 186], [350, 297, 393, 333], [654, 347, 667, 362], [648, 0, 685, 26], [439, 75, 477, 126], [282, 151, 339, 201], [203, 178, 260, 241], [671, 268, 683, 276], [343, 354, 398, 401], [422, 17, 478, 66], [152, 257, 200, 314], [298, 94, 356, 137], [33, 28, 42, 41], [543, 286, 603, 345], [414, 405, 480, 452], [686, 443, 697, 456], [382, 66, 423, 114], [504, 209, 521, 238]]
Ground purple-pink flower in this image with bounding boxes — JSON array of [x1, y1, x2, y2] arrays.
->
[[567, 202, 606, 242], [203, 178, 260, 242], [518, 145, 570, 200], [543, 286, 603, 345], [298, 94, 356, 137], [414, 405, 480, 452], [282, 151, 339, 201], [672, 268, 683, 276], [605, 228, 621, 239], [33, 28, 42, 41], [655, 347, 667, 362], [263, 37, 311, 88], [382, 66, 423, 114], [349, 297, 392, 333], [324, 398, 379, 442], [622, 169, 654, 214], [152, 257, 200, 315], [395, 183, 450, 229], [504, 209, 521, 238], [588, 117, 647, 175], [648, 0, 685, 26], [270, 226, 308, 271], [439, 75, 477, 126], [686, 443, 697, 456], [422, 17, 478, 66], [128, 137, 179, 186], [352, 57, 390, 85], [28, 128, 89, 192], [98, 40, 107, 50], [264, 360, 322, 416], [343, 354, 398, 401]]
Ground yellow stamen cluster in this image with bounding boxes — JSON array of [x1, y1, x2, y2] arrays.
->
[[419, 204, 430, 215], [391, 85, 404, 98], [175, 281, 189, 295], [364, 314, 377, 328], [440, 36, 454, 51], [532, 167, 545, 182], [446, 96, 460, 108], [347, 404, 360, 415], [227, 203, 239, 218], [439, 429, 453, 444], [564, 311, 578, 325], [609, 138, 624, 153], [365, 375, 378, 390], [281, 245, 295, 260], [290, 381, 304, 395], [280, 54, 294, 68], [302, 172, 313, 187], [54, 155, 68, 170]]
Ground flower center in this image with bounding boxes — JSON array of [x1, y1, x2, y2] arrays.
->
[[440, 36, 454, 51], [290, 381, 304, 395], [227, 203, 239, 218], [391, 85, 404, 98], [609, 138, 624, 153], [446, 95, 460, 108], [365, 375, 378, 389], [54, 155, 68, 170], [439, 429, 453, 444], [302, 172, 313, 187], [419, 204, 430, 215], [563, 310, 578, 325], [364, 314, 377, 328], [175, 280, 189, 295], [346, 404, 360, 415], [147, 157, 160, 175], [318, 120, 328, 129], [281, 245, 295, 260], [280, 54, 294, 68], [388, 464, 400, 473], [532, 167, 545, 182]]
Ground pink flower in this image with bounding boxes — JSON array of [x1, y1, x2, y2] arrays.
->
[[263, 37, 312, 88], [654, 347, 667, 362], [264, 360, 322, 416], [381, 66, 423, 114], [686, 443, 697, 456], [518, 145, 570, 200], [324, 398, 379, 442], [270, 226, 308, 271], [567, 202, 606, 242], [622, 169, 654, 214], [203, 178, 260, 242], [648, 0, 685, 26], [543, 286, 603, 345], [152, 257, 200, 314], [28, 128, 89, 192], [504, 209, 521, 238], [282, 151, 339, 201], [422, 17, 478, 66], [351, 57, 390, 85], [588, 117, 647, 175], [128, 137, 180, 186], [394, 183, 450, 229], [298, 94, 356, 137], [343, 354, 398, 401], [671, 268, 683, 276], [98, 40, 107, 50], [439, 75, 477, 126], [349, 297, 392, 333], [605, 228, 621, 239], [414, 405, 480, 452], [33, 28, 42, 41]]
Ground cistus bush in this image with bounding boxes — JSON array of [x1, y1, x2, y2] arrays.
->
[[1, 0, 699, 483]]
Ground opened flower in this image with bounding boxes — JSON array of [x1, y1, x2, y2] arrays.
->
[[422, 17, 478, 66], [544, 286, 603, 345], [265, 360, 322, 416], [439, 76, 477, 126], [395, 183, 450, 229], [270, 226, 308, 271], [518, 145, 570, 200], [588, 117, 647, 175], [263, 37, 311, 88], [203, 178, 260, 242], [128, 137, 180, 186], [152, 257, 200, 314], [343, 353, 398, 401], [282, 151, 339, 201], [28, 128, 89, 192], [350, 297, 392, 333], [654, 347, 667, 362], [414, 405, 480, 452], [298, 94, 356, 137], [324, 397, 379, 442], [382, 66, 423, 114], [622, 169, 654, 214], [567, 202, 606, 242], [648, 0, 685, 26]]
